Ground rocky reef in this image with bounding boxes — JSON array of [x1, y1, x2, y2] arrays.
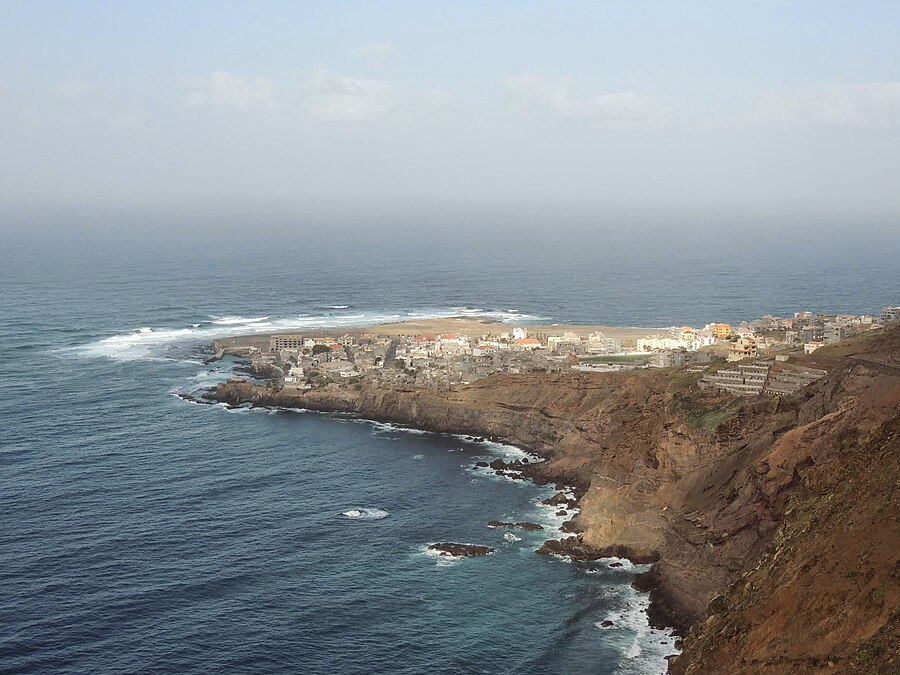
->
[[428, 542, 494, 558], [211, 326, 900, 672]]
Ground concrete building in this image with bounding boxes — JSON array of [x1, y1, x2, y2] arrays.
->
[[881, 306, 900, 323], [651, 348, 687, 368], [824, 322, 853, 344], [804, 341, 824, 354], [727, 337, 758, 362], [270, 334, 305, 351]]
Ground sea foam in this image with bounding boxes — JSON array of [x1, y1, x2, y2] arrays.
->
[[341, 508, 389, 520], [65, 306, 551, 362]]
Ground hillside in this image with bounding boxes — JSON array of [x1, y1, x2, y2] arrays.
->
[[213, 326, 900, 672]]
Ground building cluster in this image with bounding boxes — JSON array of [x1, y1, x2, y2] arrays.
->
[[248, 327, 628, 390], [639, 306, 898, 365], [242, 305, 896, 392]]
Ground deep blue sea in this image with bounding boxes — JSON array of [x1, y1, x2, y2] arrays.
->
[[1, 231, 897, 674]]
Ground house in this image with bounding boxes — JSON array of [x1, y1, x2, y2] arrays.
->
[[727, 337, 758, 362], [824, 322, 853, 344], [709, 323, 732, 339], [801, 326, 824, 343], [512, 326, 528, 340], [651, 348, 687, 368], [804, 341, 824, 354], [512, 338, 542, 350], [472, 344, 496, 357], [881, 306, 900, 323], [696, 332, 717, 347]]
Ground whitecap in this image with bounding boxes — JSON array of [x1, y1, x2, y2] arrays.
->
[[63, 305, 555, 362], [341, 508, 389, 520], [607, 582, 680, 674], [210, 315, 270, 325], [503, 532, 521, 542]]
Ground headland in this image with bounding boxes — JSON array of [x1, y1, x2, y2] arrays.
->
[[204, 312, 900, 673]]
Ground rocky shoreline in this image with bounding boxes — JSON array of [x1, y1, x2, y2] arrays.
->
[[201, 372, 689, 636], [201, 325, 900, 672]]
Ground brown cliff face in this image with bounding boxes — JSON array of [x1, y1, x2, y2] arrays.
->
[[213, 327, 900, 670]]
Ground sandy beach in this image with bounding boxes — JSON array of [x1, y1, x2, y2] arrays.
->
[[215, 316, 672, 351]]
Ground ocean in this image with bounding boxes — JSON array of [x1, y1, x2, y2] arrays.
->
[[1, 231, 897, 674]]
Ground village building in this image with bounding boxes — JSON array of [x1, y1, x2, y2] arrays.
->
[[727, 336, 758, 362]]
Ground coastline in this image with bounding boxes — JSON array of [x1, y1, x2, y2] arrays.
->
[[202, 360, 696, 635], [203, 321, 900, 672]]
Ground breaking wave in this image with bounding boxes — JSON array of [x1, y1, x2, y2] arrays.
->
[[341, 508, 389, 520], [63, 306, 550, 361]]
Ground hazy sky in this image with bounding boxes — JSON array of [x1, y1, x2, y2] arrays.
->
[[2, 1, 899, 234]]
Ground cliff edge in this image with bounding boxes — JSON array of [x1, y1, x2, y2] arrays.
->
[[213, 326, 900, 672]]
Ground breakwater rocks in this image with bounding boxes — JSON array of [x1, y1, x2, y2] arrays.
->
[[212, 325, 900, 672], [428, 542, 494, 558]]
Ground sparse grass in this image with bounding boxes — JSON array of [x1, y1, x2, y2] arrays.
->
[[666, 369, 705, 394], [669, 391, 743, 434]]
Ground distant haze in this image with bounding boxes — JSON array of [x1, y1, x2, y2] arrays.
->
[[2, 1, 900, 238]]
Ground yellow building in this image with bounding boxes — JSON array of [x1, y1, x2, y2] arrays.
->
[[711, 323, 732, 339]]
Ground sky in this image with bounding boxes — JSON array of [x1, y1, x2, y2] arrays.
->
[[1, 1, 899, 237]]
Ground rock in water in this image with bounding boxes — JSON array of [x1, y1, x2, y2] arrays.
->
[[542, 491, 568, 506], [486, 520, 544, 531], [428, 542, 494, 558]]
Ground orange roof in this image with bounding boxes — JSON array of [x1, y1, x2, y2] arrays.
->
[[439, 333, 459, 340], [514, 338, 541, 345]]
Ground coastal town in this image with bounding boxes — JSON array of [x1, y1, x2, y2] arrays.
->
[[213, 306, 900, 398]]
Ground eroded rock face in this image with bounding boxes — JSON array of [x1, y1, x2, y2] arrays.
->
[[428, 542, 494, 558], [537, 536, 660, 565]]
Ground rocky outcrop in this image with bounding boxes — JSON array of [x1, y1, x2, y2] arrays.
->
[[212, 326, 900, 671], [428, 542, 494, 558], [537, 536, 660, 565], [486, 520, 544, 531]]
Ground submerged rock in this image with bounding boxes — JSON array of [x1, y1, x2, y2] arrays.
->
[[428, 542, 494, 558]]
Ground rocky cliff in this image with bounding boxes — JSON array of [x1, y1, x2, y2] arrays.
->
[[212, 326, 900, 673]]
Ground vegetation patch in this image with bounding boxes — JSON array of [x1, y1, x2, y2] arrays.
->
[[668, 390, 742, 434]]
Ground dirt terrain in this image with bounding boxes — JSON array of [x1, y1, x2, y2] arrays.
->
[[212, 326, 900, 673]]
